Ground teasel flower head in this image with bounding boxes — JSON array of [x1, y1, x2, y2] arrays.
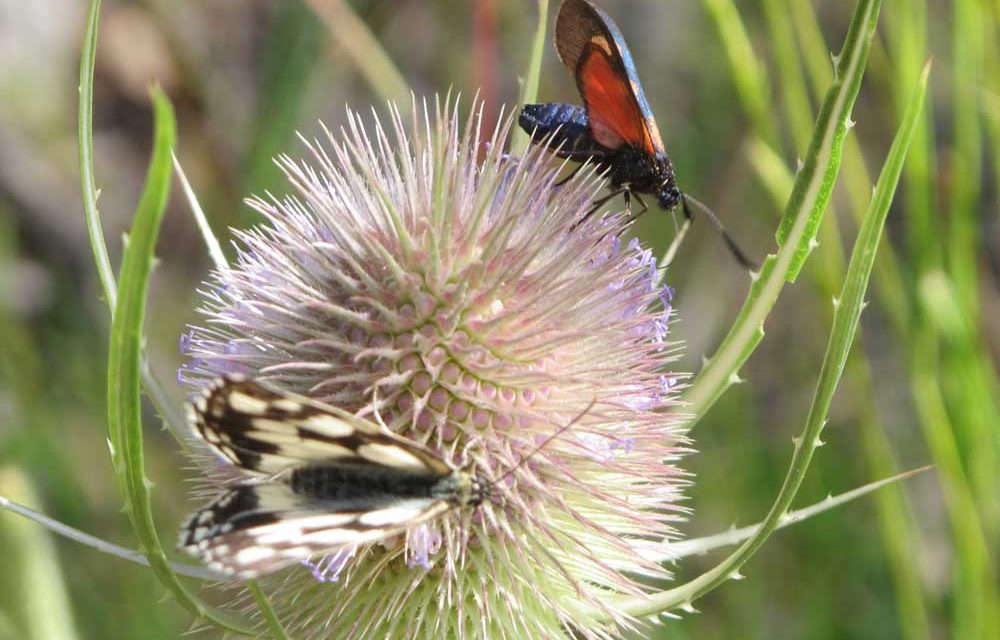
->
[[179, 98, 689, 639]]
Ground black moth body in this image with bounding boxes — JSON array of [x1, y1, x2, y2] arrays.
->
[[518, 0, 682, 213], [180, 376, 488, 578], [518, 102, 681, 211], [519, 0, 755, 269]]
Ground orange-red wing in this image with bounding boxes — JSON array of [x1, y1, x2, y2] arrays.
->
[[576, 43, 658, 156]]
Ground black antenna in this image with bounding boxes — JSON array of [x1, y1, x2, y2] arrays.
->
[[682, 193, 757, 271], [495, 398, 598, 486]]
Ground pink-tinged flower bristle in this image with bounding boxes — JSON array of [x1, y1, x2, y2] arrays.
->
[[181, 98, 690, 639]]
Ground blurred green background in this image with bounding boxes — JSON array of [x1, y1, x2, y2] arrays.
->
[[0, 0, 998, 638]]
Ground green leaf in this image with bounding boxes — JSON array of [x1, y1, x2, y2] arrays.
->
[[77, 0, 188, 441], [682, 0, 882, 424], [105, 87, 254, 637], [78, 0, 115, 307], [618, 45, 929, 620]]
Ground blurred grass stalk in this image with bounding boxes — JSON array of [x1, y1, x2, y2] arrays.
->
[[242, 2, 325, 203], [510, 0, 549, 155], [0, 469, 79, 640], [946, 0, 1000, 540], [304, 0, 410, 105], [708, 0, 1000, 637]]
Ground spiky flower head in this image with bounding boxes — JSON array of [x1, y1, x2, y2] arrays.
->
[[180, 99, 688, 639]]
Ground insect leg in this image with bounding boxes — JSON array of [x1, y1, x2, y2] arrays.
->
[[571, 187, 628, 231], [621, 192, 650, 229]]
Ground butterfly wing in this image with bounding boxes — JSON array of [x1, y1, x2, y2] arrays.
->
[[182, 377, 463, 577], [555, 0, 665, 156], [190, 377, 451, 476], [180, 484, 450, 577]]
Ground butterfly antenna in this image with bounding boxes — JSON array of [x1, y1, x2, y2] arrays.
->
[[682, 194, 757, 271], [495, 398, 598, 486]]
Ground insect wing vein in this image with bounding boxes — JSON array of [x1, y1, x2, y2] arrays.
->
[[191, 377, 450, 476], [180, 483, 451, 577]]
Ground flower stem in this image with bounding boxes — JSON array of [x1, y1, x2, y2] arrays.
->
[[620, 53, 928, 619], [681, 0, 883, 425]]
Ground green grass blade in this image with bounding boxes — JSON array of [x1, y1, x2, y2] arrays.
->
[[700, 0, 776, 145], [761, 0, 814, 152], [105, 88, 254, 637], [304, 0, 409, 105], [0, 469, 80, 640], [242, 1, 323, 202], [247, 581, 290, 640], [909, 316, 1000, 640], [78, 0, 116, 307], [852, 355, 933, 640], [945, 0, 1000, 534], [886, 0, 935, 268], [619, 53, 928, 620], [683, 0, 882, 423], [77, 0, 188, 442], [949, 0, 984, 317], [509, 0, 549, 155]]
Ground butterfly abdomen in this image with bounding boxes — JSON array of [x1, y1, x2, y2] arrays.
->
[[290, 465, 445, 501]]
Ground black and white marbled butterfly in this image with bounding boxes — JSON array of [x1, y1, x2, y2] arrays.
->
[[179, 376, 490, 578]]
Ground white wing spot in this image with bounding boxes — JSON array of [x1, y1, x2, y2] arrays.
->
[[358, 503, 429, 527], [228, 391, 271, 414], [272, 399, 303, 412], [234, 546, 276, 565], [245, 419, 294, 435], [357, 443, 428, 471], [310, 528, 378, 546], [301, 414, 355, 438]]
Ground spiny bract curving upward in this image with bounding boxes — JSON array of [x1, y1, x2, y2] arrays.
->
[[180, 98, 689, 640]]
